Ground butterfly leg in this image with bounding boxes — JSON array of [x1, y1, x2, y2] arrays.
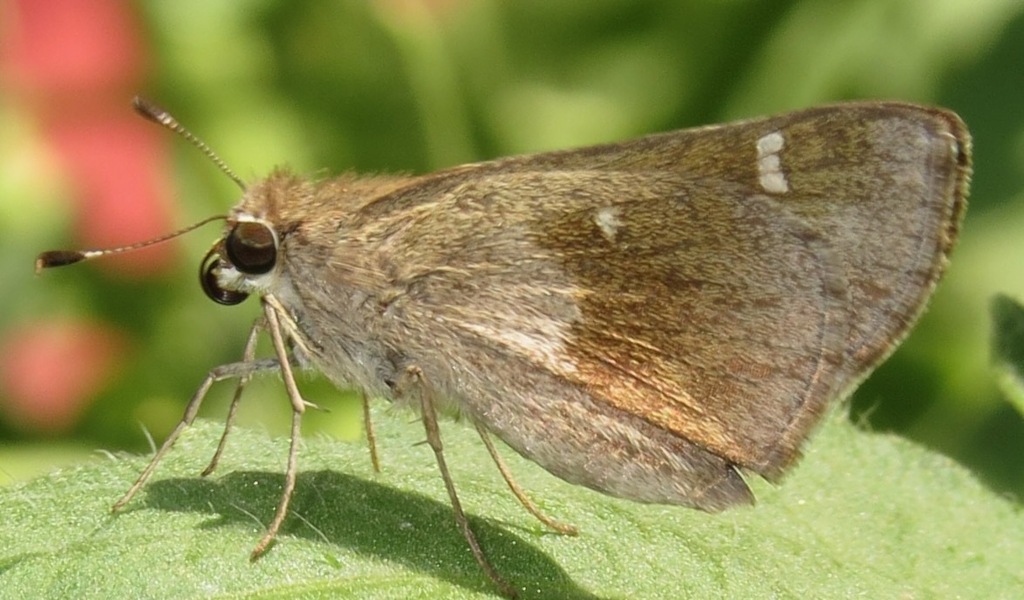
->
[[361, 390, 381, 473], [111, 318, 280, 513], [400, 365, 518, 599], [201, 317, 264, 476], [249, 299, 308, 560], [475, 424, 578, 536]]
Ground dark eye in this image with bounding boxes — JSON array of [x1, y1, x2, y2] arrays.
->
[[225, 221, 277, 274], [200, 245, 248, 305]]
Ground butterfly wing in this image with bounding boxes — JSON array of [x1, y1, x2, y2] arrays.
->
[[276, 103, 968, 508]]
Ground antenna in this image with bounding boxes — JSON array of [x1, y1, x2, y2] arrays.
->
[[36, 96, 243, 273], [35, 215, 226, 273], [132, 96, 246, 191]]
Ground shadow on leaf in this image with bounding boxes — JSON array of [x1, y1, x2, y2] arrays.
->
[[142, 469, 603, 600]]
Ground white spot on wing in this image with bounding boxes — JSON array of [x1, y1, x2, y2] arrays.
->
[[756, 131, 789, 194], [594, 206, 622, 241]]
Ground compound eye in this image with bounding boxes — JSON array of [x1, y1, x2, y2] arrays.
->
[[225, 221, 277, 275], [200, 245, 248, 305]]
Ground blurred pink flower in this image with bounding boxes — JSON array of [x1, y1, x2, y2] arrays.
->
[[3, 0, 178, 275], [4, 0, 144, 92], [0, 322, 126, 434], [1, 0, 176, 432]]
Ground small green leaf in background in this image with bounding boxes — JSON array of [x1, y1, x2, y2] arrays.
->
[[1, 409, 1022, 599], [992, 293, 1024, 416]]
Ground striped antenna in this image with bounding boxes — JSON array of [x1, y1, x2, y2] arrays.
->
[[35, 215, 226, 273], [132, 96, 246, 191], [36, 97, 245, 273]]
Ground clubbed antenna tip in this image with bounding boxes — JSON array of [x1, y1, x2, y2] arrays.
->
[[35, 250, 88, 273], [130, 95, 247, 191], [35, 215, 228, 274]]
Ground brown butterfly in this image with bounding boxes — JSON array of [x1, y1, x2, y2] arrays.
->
[[38, 98, 970, 597]]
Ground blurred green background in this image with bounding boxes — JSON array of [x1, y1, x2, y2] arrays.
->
[[1, 0, 1022, 504]]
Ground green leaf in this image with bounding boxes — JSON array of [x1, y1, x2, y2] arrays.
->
[[992, 293, 1024, 415], [1, 410, 1021, 599]]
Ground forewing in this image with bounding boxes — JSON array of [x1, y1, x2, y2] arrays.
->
[[413, 103, 966, 477], [293, 102, 968, 484]]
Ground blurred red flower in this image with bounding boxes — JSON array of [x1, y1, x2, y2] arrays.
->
[[3, 0, 178, 275], [1, 0, 176, 433], [0, 322, 126, 434]]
